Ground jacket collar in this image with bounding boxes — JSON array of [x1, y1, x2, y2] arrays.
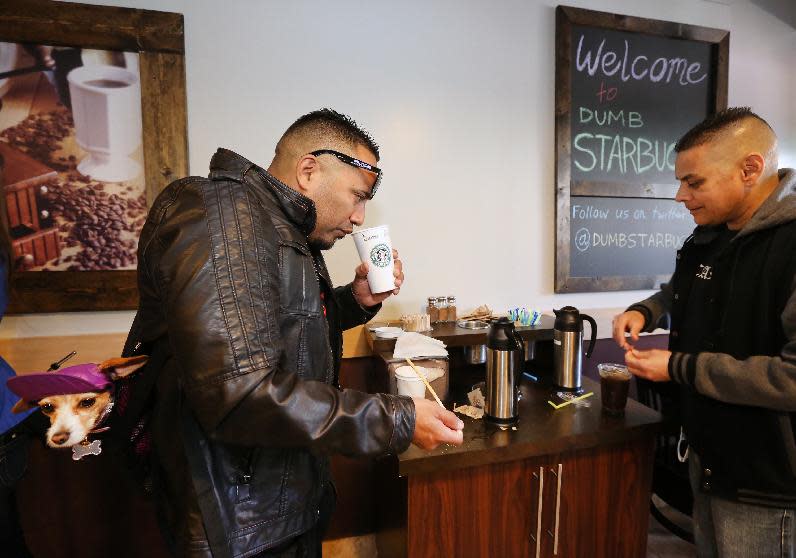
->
[[208, 148, 317, 237], [692, 225, 727, 245]]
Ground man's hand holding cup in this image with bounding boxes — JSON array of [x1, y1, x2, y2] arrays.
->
[[351, 225, 403, 306]]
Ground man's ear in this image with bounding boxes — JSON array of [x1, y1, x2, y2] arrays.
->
[[99, 355, 149, 380], [12, 399, 36, 413], [295, 154, 321, 196], [741, 153, 765, 185]]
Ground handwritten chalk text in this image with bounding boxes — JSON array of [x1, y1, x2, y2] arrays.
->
[[573, 133, 675, 175], [590, 232, 687, 250], [576, 34, 707, 86]]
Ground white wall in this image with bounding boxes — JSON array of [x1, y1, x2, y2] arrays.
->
[[2, 0, 794, 337]]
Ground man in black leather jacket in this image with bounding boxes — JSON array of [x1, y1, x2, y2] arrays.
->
[[124, 109, 464, 557]]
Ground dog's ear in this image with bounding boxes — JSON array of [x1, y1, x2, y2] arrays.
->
[[12, 399, 37, 413], [99, 355, 149, 380]]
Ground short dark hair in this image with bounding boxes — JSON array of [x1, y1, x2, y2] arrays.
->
[[281, 108, 380, 160], [675, 107, 774, 153]]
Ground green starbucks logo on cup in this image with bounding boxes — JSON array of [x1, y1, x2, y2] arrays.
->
[[370, 243, 392, 268]]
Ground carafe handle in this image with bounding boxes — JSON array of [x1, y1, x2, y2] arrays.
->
[[581, 313, 598, 358], [512, 329, 524, 352]]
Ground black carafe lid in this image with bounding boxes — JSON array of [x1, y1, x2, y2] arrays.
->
[[553, 306, 582, 332], [487, 317, 523, 351]]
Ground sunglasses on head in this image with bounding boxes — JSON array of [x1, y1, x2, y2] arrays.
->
[[310, 149, 382, 197]]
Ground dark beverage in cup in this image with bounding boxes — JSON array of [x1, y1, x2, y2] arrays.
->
[[599, 363, 631, 416]]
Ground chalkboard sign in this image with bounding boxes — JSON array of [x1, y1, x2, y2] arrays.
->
[[555, 6, 729, 292], [570, 25, 714, 186], [570, 197, 692, 277]]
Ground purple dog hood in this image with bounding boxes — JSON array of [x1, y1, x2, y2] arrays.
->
[[6, 363, 112, 402]]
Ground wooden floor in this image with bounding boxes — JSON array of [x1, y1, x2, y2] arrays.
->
[[647, 496, 696, 558], [323, 535, 379, 558], [322, 502, 696, 557]]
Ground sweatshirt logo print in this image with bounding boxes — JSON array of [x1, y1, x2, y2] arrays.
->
[[696, 264, 713, 280]]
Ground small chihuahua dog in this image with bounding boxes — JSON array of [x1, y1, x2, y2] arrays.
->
[[7, 356, 148, 459]]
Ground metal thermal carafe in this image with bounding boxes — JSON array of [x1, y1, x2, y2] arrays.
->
[[553, 306, 597, 393], [485, 317, 524, 425]]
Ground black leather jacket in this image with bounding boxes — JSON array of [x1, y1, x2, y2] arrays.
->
[[124, 148, 415, 557]]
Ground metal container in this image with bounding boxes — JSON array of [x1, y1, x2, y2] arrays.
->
[[523, 339, 536, 361], [485, 318, 524, 425], [553, 306, 597, 393], [458, 319, 489, 365], [456, 319, 489, 330], [463, 344, 487, 365]]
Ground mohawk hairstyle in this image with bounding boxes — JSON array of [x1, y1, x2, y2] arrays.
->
[[675, 107, 774, 153], [281, 108, 380, 160]]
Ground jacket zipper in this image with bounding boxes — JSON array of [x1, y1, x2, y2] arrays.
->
[[311, 253, 336, 386]]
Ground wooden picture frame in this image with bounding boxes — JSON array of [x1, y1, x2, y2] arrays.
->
[[0, 0, 188, 312], [554, 5, 729, 292]]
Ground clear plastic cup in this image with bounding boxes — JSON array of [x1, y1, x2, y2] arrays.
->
[[598, 363, 632, 416]]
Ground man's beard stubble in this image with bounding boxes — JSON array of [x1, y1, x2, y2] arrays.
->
[[308, 235, 336, 251]]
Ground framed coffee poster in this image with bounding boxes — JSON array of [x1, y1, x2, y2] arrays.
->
[[554, 6, 729, 292], [0, 0, 188, 312]]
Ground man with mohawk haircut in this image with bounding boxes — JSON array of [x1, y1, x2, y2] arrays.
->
[[613, 107, 796, 556]]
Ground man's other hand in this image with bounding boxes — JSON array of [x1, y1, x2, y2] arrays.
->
[[352, 248, 404, 307], [624, 348, 672, 382], [612, 310, 646, 350], [411, 398, 464, 450]]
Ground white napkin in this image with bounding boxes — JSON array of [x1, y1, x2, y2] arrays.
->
[[392, 332, 448, 359], [467, 387, 485, 408], [454, 404, 484, 420], [453, 386, 486, 420]]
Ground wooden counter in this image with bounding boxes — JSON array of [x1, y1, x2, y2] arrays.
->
[[397, 376, 661, 476], [366, 315, 555, 353], [376, 374, 663, 557]]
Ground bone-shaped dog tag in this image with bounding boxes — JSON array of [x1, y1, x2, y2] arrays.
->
[[72, 439, 102, 461]]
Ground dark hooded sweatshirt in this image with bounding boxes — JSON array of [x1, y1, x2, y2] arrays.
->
[[630, 168, 796, 507]]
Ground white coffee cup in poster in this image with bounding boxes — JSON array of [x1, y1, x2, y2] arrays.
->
[[352, 225, 395, 294], [67, 64, 142, 183]]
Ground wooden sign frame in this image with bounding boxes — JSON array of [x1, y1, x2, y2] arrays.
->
[[0, 0, 188, 313], [554, 5, 729, 293]]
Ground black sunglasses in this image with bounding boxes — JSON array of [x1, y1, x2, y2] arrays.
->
[[310, 149, 382, 197]]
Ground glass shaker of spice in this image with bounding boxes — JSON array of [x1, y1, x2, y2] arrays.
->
[[447, 296, 457, 322], [427, 297, 439, 324], [437, 296, 449, 322]]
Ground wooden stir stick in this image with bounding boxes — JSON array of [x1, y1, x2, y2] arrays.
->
[[405, 358, 445, 409]]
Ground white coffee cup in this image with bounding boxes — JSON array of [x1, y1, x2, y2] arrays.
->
[[67, 64, 142, 182], [352, 225, 395, 294]]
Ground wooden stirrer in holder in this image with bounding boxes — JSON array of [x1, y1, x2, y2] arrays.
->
[[405, 358, 445, 409]]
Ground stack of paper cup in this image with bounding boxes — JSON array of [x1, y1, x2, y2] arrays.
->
[[394, 367, 427, 398], [352, 225, 395, 294]]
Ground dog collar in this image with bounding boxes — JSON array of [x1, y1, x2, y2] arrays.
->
[[89, 395, 115, 435], [72, 397, 114, 461]]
